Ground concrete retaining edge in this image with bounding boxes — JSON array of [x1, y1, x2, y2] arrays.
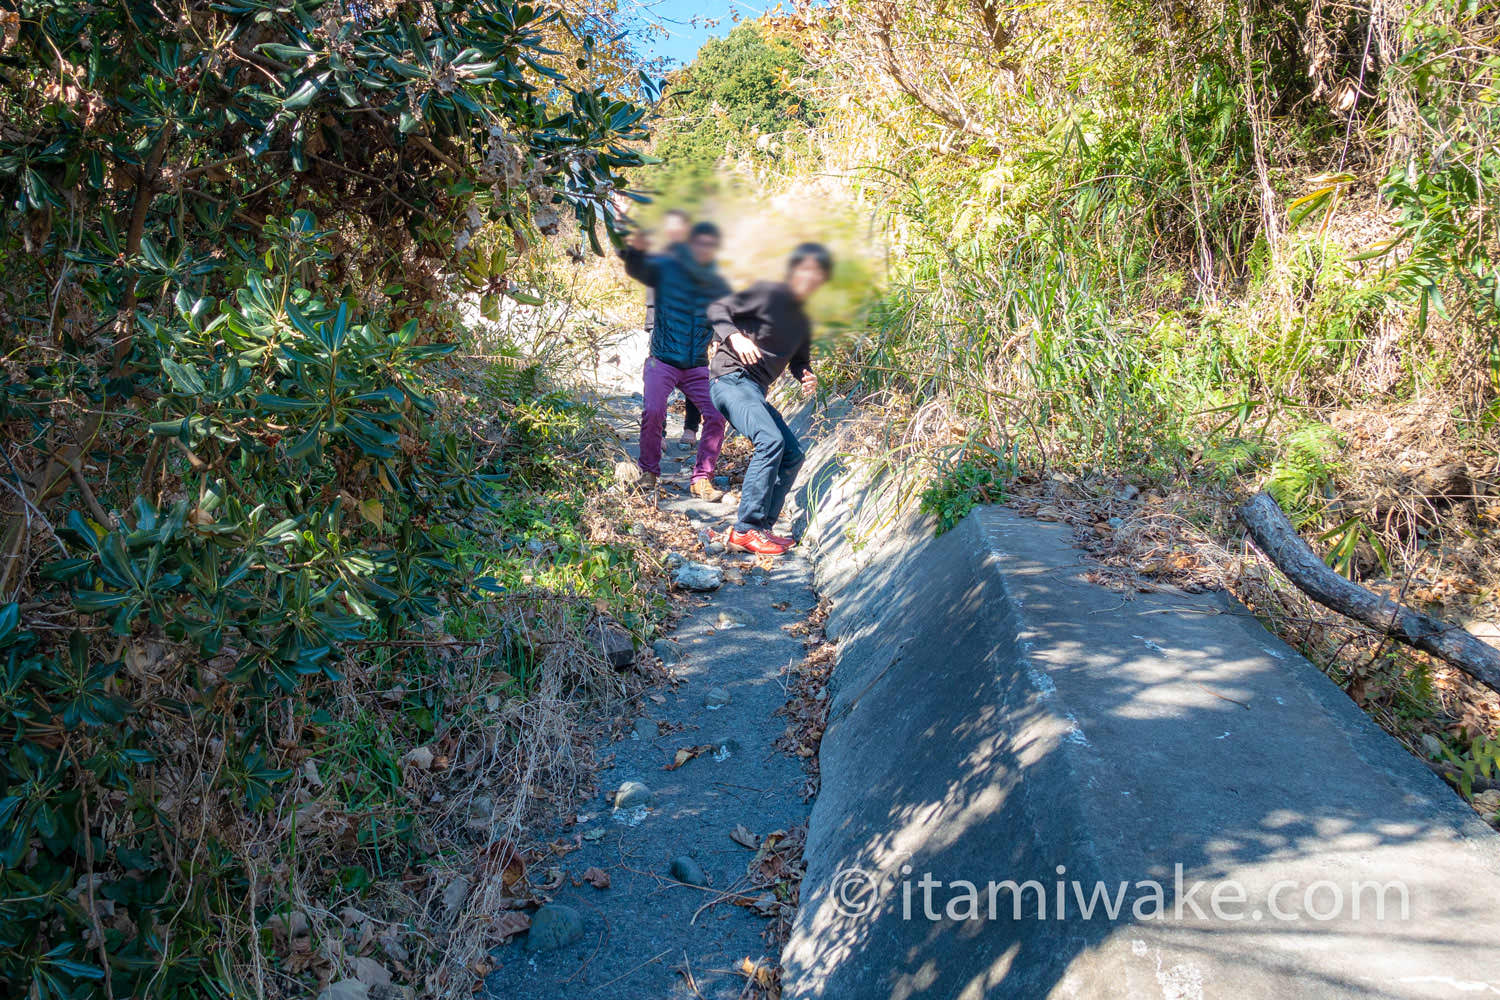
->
[[779, 403, 1500, 999]]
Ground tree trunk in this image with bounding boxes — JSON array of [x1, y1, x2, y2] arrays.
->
[[1238, 490, 1500, 692]]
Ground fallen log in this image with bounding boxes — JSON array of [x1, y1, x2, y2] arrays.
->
[[1237, 490, 1500, 692]]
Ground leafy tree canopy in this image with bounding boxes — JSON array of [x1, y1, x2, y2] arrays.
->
[[644, 20, 812, 210]]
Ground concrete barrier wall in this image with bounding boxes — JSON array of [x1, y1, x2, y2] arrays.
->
[[780, 407, 1500, 999]]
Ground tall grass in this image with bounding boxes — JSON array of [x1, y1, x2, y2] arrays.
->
[[789, 0, 1500, 497]]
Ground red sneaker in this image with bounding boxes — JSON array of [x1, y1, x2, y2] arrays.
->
[[766, 531, 798, 548], [725, 528, 789, 556]]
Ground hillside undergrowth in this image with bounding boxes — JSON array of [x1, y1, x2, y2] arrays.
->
[[698, 0, 1500, 815]]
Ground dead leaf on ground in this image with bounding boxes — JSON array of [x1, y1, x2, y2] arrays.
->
[[477, 838, 528, 889], [666, 744, 715, 770], [739, 892, 781, 916], [581, 866, 611, 890], [493, 911, 531, 942], [737, 955, 779, 988], [730, 824, 759, 849]]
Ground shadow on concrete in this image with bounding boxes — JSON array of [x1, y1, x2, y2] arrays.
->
[[778, 425, 1500, 999]]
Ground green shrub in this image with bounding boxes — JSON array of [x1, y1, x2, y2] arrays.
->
[[0, 2, 649, 995], [1263, 424, 1344, 525], [919, 453, 1014, 535]]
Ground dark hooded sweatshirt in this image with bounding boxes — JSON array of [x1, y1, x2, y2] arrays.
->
[[620, 244, 731, 370], [706, 281, 812, 391]]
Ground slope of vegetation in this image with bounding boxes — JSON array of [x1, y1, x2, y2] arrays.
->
[[702, 0, 1500, 807], [0, 2, 665, 996]]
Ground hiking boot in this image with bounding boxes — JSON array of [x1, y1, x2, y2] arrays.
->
[[637, 471, 658, 493], [725, 527, 789, 556], [679, 430, 698, 447], [690, 478, 726, 502]]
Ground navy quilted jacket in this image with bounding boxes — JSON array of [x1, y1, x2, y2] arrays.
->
[[621, 244, 732, 370]]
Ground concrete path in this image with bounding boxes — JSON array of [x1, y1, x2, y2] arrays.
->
[[481, 386, 815, 998]]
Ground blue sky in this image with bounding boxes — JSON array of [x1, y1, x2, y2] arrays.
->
[[630, 0, 764, 67]]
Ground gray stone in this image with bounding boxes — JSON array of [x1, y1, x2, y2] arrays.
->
[[1422, 733, 1446, 759], [669, 856, 708, 887], [705, 540, 727, 555], [673, 562, 723, 591], [665, 550, 687, 570], [716, 607, 752, 629], [318, 982, 369, 1000], [652, 639, 684, 664], [524, 903, 584, 952], [703, 686, 731, 709], [613, 780, 655, 809], [713, 475, 730, 489], [589, 620, 635, 669]]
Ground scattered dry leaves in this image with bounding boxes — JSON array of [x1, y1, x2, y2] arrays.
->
[[776, 599, 835, 799]]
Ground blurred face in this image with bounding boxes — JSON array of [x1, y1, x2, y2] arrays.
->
[[690, 232, 720, 266], [662, 213, 691, 245], [788, 258, 829, 300]]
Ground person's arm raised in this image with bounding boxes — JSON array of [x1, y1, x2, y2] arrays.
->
[[619, 231, 660, 286]]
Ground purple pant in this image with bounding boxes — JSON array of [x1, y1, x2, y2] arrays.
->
[[639, 356, 724, 481]]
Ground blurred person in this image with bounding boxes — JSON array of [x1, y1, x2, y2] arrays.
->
[[706, 243, 833, 555], [620, 220, 731, 500], [641, 209, 704, 448]]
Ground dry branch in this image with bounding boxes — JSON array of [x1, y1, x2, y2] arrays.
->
[[1237, 490, 1500, 692]]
